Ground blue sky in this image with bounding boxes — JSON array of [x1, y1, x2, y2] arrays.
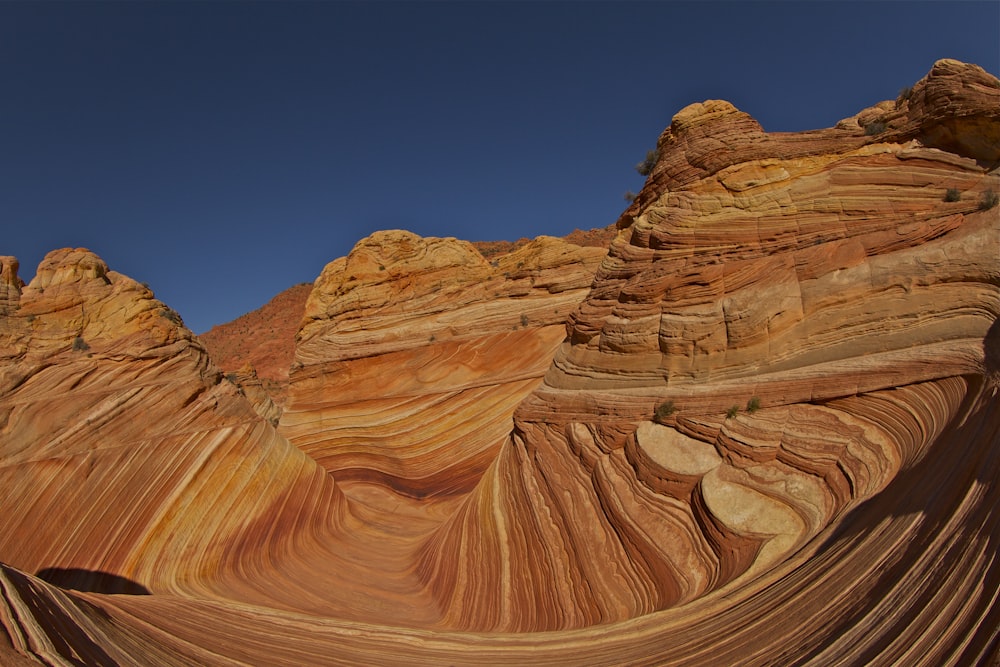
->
[[3, 1, 997, 334]]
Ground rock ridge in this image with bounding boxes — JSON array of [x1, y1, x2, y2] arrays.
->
[[0, 59, 998, 666]]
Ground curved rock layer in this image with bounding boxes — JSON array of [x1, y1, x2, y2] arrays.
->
[[0, 250, 351, 601], [0, 59, 998, 666], [279, 231, 606, 497], [414, 58, 1000, 634]]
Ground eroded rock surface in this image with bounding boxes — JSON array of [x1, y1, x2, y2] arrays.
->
[[281, 231, 606, 497], [1, 59, 998, 666]]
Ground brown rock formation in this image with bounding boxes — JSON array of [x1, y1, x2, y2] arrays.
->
[[281, 230, 606, 497], [0, 247, 350, 609], [0, 257, 23, 315], [196, 228, 615, 412], [1, 59, 998, 666], [415, 58, 999, 633], [198, 282, 313, 405]]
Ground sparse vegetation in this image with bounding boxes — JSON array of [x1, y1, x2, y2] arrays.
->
[[863, 119, 887, 136], [895, 86, 913, 108], [520, 314, 529, 327], [726, 405, 739, 419], [746, 396, 761, 413], [72, 336, 90, 352], [624, 190, 638, 203], [978, 189, 998, 211], [654, 400, 676, 422], [635, 149, 659, 177], [160, 308, 183, 326], [944, 188, 961, 202]]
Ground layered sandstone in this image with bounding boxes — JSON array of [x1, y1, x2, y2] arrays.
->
[[415, 58, 999, 634], [198, 282, 313, 405], [0, 248, 354, 608], [280, 231, 606, 496], [1, 59, 998, 666]]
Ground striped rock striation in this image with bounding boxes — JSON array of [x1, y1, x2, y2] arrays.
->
[[1, 59, 999, 666], [415, 58, 1000, 637], [0, 249, 350, 602], [280, 230, 606, 497]]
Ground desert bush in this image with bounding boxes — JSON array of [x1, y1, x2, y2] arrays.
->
[[72, 336, 90, 352], [160, 308, 183, 326], [624, 190, 638, 203], [895, 86, 913, 108], [654, 400, 676, 422], [746, 396, 761, 413], [863, 119, 887, 136], [726, 405, 739, 419], [635, 149, 659, 177], [978, 189, 998, 211], [944, 188, 961, 202]]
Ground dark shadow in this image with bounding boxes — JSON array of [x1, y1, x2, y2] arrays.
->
[[984, 316, 1000, 385], [793, 376, 1000, 664], [36, 568, 150, 595], [2, 563, 120, 666]]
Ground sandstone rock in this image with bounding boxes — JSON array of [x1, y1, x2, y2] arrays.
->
[[197, 282, 313, 404], [1, 60, 998, 667], [281, 230, 606, 496], [416, 59, 1000, 642], [0, 256, 23, 315], [0, 248, 350, 607], [226, 362, 283, 426]]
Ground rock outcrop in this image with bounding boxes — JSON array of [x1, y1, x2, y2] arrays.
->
[[1, 59, 998, 666], [280, 231, 606, 497], [198, 282, 313, 405], [413, 58, 1000, 634], [0, 247, 350, 608]]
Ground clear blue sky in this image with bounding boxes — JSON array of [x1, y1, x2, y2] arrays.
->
[[3, 1, 997, 334]]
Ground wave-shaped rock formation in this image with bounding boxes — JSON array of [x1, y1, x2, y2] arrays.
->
[[1, 59, 998, 665]]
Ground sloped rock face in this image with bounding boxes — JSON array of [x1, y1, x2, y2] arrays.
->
[[1, 60, 998, 667], [416, 59, 1000, 638], [0, 248, 348, 600], [198, 282, 313, 405], [280, 231, 606, 497], [0, 257, 23, 315]]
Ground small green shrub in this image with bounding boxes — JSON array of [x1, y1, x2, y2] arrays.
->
[[72, 336, 90, 352], [520, 314, 529, 327], [978, 189, 998, 211], [746, 396, 761, 413], [944, 188, 961, 202], [726, 405, 739, 419], [654, 400, 676, 422], [635, 149, 659, 177], [863, 119, 887, 136], [624, 190, 638, 203]]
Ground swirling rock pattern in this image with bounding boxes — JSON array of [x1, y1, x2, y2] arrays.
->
[[280, 230, 605, 497], [1, 59, 998, 666]]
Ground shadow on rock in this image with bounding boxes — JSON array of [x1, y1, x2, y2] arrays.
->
[[37, 568, 151, 595]]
